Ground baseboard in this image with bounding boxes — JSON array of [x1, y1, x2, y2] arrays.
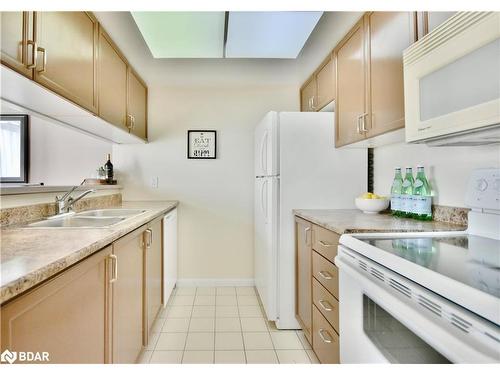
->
[[176, 278, 255, 287]]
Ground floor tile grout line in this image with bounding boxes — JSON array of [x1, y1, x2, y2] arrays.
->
[[180, 287, 197, 363]]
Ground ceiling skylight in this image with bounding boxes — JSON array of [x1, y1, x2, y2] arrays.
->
[[131, 11, 323, 59], [225, 12, 323, 58], [131, 12, 225, 58]]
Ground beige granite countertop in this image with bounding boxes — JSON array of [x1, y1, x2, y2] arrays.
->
[[293, 209, 467, 234], [0, 201, 178, 305]]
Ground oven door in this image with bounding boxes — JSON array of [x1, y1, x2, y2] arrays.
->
[[336, 246, 500, 363]]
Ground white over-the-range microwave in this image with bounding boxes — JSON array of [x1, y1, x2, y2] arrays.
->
[[403, 12, 500, 146]]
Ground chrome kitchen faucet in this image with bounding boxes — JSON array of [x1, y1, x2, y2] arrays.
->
[[55, 186, 95, 214]]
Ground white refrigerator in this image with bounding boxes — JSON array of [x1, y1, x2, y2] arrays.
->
[[254, 111, 367, 329]]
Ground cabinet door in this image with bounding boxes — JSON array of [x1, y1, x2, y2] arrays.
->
[[0, 11, 33, 78], [367, 12, 415, 137], [0, 247, 112, 364], [316, 56, 335, 110], [34, 12, 98, 113], [300, 77, 316, 112], [98, 26, 127, 130], [335, 17, 367, 147], [144, 219, 163, 344], [312, 305, 340, 364], [295, 217, 312, 344], [112, 228, 145, 364], [127, 68, 148, 140]]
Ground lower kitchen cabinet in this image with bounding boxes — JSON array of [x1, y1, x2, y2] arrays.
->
[[143, 218, 163, 344], [295, 216, 341, 363], [295, 217, 313, 344], [111, 226, 146, 364], [0, 246, 112, 364], [0, 215, 167, 364]]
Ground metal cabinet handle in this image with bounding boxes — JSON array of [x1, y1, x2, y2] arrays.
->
[[356, 114, 362, 134], [37, 46, 46, 73], [319, 240, 333, 247], [26, 40, 37, 68], [131, 115, 136, 130], [361, 112, 368, 133], [318, 299, 333, 312], [146, 229, 153, 248], [318, 329, 333, 344], [304, 227, 311, 246], [109, 254, 118, 283], [318, 270, 333, 280], [311, 96, 316, 110]]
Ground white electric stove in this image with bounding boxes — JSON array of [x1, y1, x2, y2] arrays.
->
[[336, 168, 500, 364]]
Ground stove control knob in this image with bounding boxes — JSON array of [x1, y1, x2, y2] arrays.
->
[[476, 178, 488, 192]]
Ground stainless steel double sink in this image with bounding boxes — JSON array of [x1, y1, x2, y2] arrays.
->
[[27, 209, 146, 228]]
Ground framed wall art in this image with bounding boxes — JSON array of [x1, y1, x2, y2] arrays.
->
[[187, 130, 217, 159]]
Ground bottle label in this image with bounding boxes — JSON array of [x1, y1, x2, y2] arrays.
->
[[402, 180, 412, 188], [401, 195, 412, 213], [414, 180, 423, 188], [413, 196, 432, 215], [391, 194, 400, 211]]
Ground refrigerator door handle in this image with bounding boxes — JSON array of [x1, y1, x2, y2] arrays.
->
[[260, 131, 268, 175], [260, 179, 268, 223]]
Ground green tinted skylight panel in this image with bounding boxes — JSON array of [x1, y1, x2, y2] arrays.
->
[[131, 12, 225, 58]]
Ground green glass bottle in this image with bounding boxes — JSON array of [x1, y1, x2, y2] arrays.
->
[[401, 167, 414, 218], [390, 167, 403, 216], [412, 166, 433, 221]]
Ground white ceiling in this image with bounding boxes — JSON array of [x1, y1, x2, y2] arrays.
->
[[93, 12, 361, 87]]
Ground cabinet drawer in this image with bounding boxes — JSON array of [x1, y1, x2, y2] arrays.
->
[[312, 305, 340, 364], [312, 278, 339, 333], [312, 225, 339, 260], [312, 251, 338, 298]]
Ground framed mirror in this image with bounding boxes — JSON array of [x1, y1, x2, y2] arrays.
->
[[0, 115, 29, 183]]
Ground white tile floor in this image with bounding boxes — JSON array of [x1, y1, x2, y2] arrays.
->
[[138, 286, 319, 364]]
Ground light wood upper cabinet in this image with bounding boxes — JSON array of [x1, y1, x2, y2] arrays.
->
[[300, 76, 316, 112], [0, 11, 34, 78], [316, 56, 335, 110], [127, 68, 148, 140], [144, 219, 163, 344], [34, 12, 98, 113], [98, 26, 127, 130], [0, 246, 112, 364], [300, 54, 335, 112], [367, 12, 415, 137], [417, 11, 456, 39], [335, 17, 368, 147], [295, 217, 313, 344], [112, 227, 145, 364]]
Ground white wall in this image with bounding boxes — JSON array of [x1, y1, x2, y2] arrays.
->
[[113, 85, 297, 280], [374, 142, 500, 207], [29, 116, 112, 185]]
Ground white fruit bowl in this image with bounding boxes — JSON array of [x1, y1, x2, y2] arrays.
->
[[355, 197, 390, 214]]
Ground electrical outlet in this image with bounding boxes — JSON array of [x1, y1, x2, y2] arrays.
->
[[151, 176, 159, 188]]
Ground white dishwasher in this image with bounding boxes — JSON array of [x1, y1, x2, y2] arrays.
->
[[163, 208, 177, 306]]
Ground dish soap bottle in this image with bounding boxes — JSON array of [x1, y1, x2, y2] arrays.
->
[[412, 166, 432, 221]]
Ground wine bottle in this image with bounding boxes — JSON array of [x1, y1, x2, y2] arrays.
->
[[104, 154, 114, 184]]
